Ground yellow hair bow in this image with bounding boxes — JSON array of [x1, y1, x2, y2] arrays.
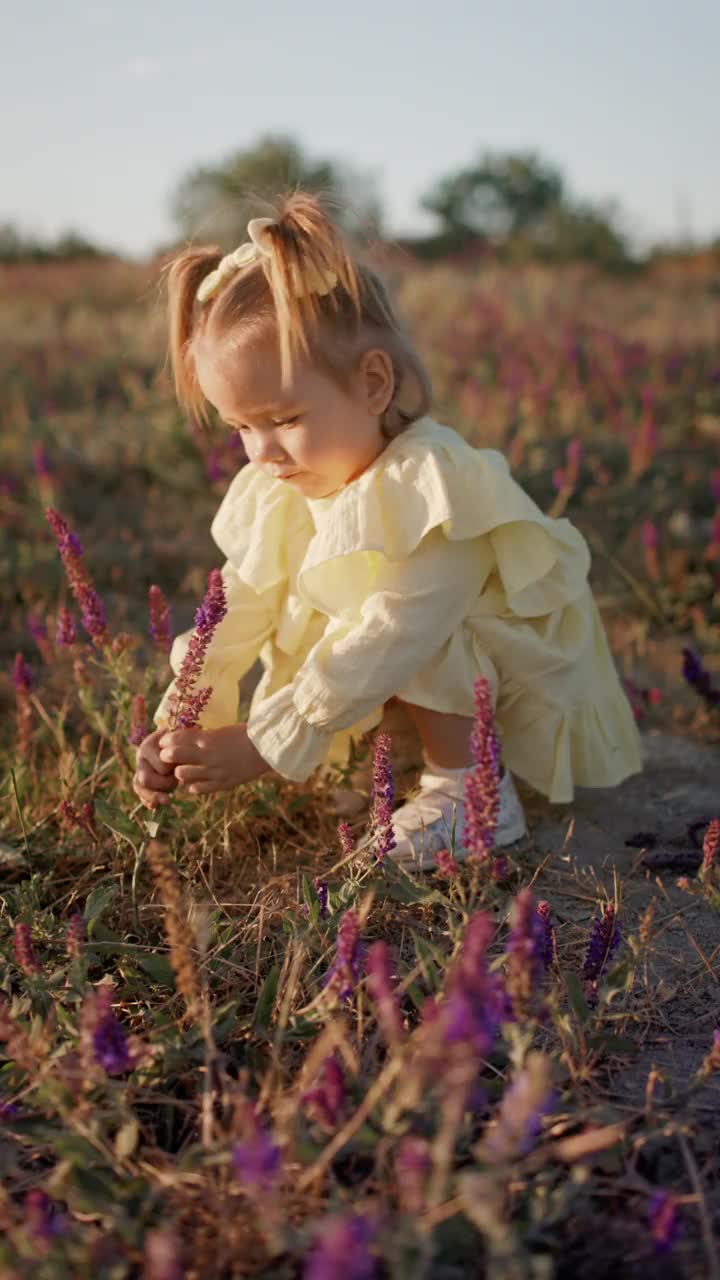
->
[[195, 217, 338, 304]]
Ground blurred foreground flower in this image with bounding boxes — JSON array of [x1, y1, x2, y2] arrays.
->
[[302, 1053, 347, 1131], [24, 1188, 66, 1246], [165, 568, 227, 730], [394, 1135, 432, 1215], [365, 940, 404, 1046], [463, 676, 500, 862], [323, 909, 365, 1003], [232, 1102, 282, 1193], [143, 1226, 184, 1280], [479, 1052, 555, 1161], [682, 647, 720, 709], [305, 1213, 376, 1280], [648, 1190, 681, 1255]]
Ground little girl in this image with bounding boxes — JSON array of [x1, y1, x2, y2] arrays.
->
[[133, 192, 642, 867]]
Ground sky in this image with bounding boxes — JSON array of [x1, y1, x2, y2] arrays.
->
[[3, 0, 719, 260]]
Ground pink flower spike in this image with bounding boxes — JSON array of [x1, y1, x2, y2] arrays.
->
[[166, 569, 227, 730]]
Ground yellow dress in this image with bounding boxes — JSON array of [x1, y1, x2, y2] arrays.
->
[[153, 416, 642, 803]]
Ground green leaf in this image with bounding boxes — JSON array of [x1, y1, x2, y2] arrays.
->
[[252, 963, 280, 1030], [563, 971, 590, 1026], [94, 797, 140, 841], [139, 953, 176, 989], [586, 1034, 638, 1056], [68, 1165, 118, 1214], [83, 882, 119, 936]]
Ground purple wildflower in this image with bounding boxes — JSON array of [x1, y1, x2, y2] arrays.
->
[[365, 941, 404, 1045], [463, 677, 500, 862], [27, 612, 51, 661], [91, 987, 132, 1074], [394, 1136, 432, 1214], [148, 585, 173, 655], [205, 447, 225, 484], [369, 732, 395, 862], [482, 1052, 555, 1161], [232, 1111, 282, 1191], [165, 568, 227, 730], [711, 469, 720, 504], [128, 693, 148, 747], [648, 1191, 681, 1255], [313, 877, 329, 918], [440, 911, 510, 1054], [682, 647, 720, 708], [143, 1227, 184, 1280], [491, 855, 510, 882], [302, 1054, 347, 1130], [536, 901, 556, 969], [435, 847, 461, 878], [66, 913, 85, 961], [13, 923, 40, 975], [702, 1029, 720, 1074], [641, 520, 659, 549], [305, 1213, 376, 1280], [702, 818, 719, 872], [505, 888, 546, 1011], [45, 507, 109, 648], [337, 821, 354, 857], [24, 1189, 66, 1243], [12, 653, 33, 694], [31, 443, 53, 483], [582, 903, 622, 983], [323, 909, 365, 1002], [55, 607, 77, 646]]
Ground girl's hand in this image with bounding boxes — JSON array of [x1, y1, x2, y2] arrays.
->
[[132, 726, 179, 809], [158, 724, 271, 795]]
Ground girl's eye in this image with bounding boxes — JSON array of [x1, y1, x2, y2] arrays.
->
[[273, 416, 300, 428]]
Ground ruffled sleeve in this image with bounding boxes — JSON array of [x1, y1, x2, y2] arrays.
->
[[153, 466, 310, 730], [247, 524, 490, 779]]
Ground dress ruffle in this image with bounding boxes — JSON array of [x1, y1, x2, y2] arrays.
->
[[302, 419, 590, 618]]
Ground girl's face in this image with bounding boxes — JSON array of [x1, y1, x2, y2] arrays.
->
[[194, 334, 394, 499]]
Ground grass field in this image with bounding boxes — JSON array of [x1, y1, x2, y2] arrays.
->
[[1, 253, 719, 1278]]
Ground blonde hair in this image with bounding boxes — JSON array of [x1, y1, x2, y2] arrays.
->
[[162, 190, 433, 438]]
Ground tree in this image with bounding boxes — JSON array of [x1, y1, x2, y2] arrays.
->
[[526, 198, 634, 271], [420, 149, 565, 241], [170, 134, 384, 249]]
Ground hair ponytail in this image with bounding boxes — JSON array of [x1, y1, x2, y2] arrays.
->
[[162, 190, 434, 438], [259, 193, 364, 387], [162, 246, 223, 420]]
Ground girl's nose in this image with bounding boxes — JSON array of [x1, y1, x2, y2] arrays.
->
[[253, 433, 288, 464]]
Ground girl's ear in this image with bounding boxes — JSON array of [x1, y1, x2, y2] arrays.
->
[[359, 347, 395, 417]]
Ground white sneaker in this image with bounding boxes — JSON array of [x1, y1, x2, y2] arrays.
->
[[389, 768, 527, 869]]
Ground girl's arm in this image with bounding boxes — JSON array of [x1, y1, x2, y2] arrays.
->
[[153, 559, 281, 729], [246, 527, 493, 781]]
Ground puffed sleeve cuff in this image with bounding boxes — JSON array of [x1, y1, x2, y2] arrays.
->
[[246, 683, 336, 782]]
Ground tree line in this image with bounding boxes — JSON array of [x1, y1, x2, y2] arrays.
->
[[3, 134, 716, 271]]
